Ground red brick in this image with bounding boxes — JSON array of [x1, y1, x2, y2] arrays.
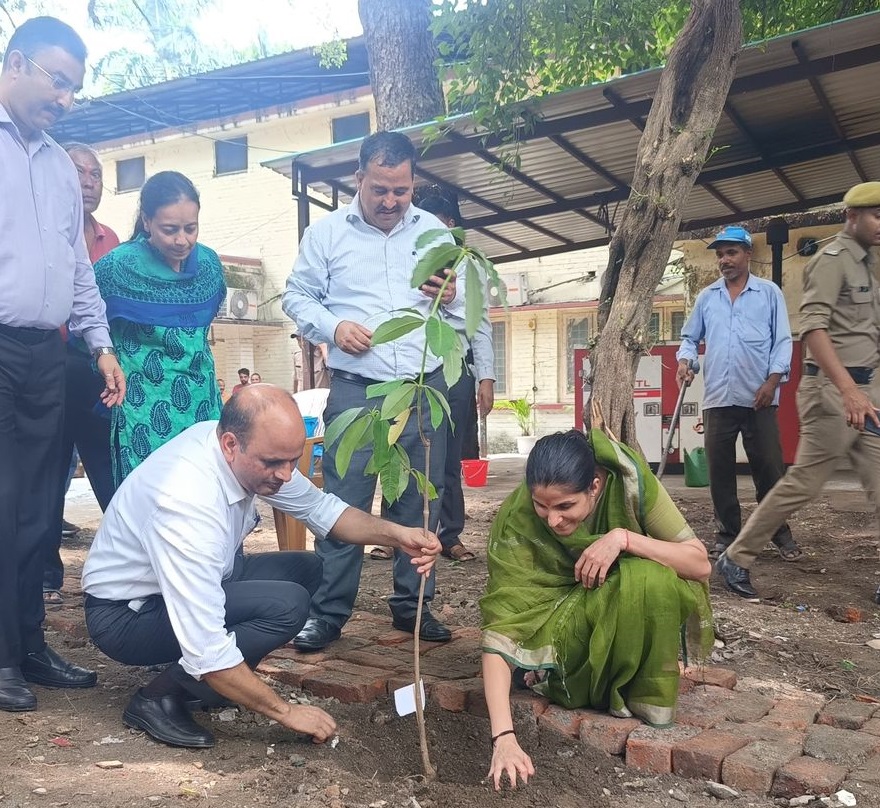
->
[[771, 755, 848, 798], [721, 739, 803, 794], [432, 678, 483, 712], [578, 711, 642, 755], [862, 718, 880, 737], [720, 692, 775, 724], [761, 696, 824, 731], [334, 648, 411, 672], [267, 646, 335, 664], [816, 699, 878, 730], [849, 752, 880, 785], [804, 723, 880, 767], [255, 659, 321, 688], [466, 684, 489, 718], [675, 685, 736, 729], [538, 705, 587, 738], [375, 630, 412, 647], [301, 662, 389, 703], [678, 676, 696, 695], [714, 721, 805, 746], [672, 729, 749, 780], [509, 690, 550, 720], [626, 725, 700, 774], [385, 674, 439, 696], [683, 666, 737, 690]]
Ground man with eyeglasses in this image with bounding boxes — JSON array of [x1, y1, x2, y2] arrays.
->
[[0, 16, 125, 713]]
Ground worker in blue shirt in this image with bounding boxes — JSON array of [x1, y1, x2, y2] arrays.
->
[[676, 226, 800, 563]]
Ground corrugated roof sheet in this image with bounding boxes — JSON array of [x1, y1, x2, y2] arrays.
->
[[263, 11, 880, 263]]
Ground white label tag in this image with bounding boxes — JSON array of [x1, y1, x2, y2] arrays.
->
[[393, 679, 427, 717]]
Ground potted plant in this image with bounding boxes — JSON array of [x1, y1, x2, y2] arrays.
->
[[495, 397, 537, 454]]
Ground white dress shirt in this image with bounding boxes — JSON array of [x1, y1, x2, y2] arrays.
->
[[82, 421, 348, 678], [282, 197, 466, 381], [0, 103, 111, 349]]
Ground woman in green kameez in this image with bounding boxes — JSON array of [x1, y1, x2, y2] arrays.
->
[[482, 429, 713, 791], [94, 171, 226, 484]]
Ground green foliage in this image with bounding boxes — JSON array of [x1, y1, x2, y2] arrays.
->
[[495, 397, 534, 436], [323, 227, 499, 504], [431, 0, 875, 151]]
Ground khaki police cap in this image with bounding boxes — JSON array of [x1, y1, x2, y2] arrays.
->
[[843, 182, 880, 208]]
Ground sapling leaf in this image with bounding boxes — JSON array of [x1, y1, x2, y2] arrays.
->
[[449, 226, 466, 246], [365, 379, 405, 399], [415, 228, 450, 250], [334, 414, 372, 478], [412, 469, 438, 500], [372, 315, 424, 346], [410, 243, 461, 289], [395, 445, 411, 500], [425, 315, 459, 359], [442, 338, 464, 389], [380, 382, 416, 420], [388, 407, 411, 445], [323, 406, 364, 449], [379, 451, 401, 503], [464, 257, 485, 340], [424, 386, 453, 431], [372, 418, 391, 468]]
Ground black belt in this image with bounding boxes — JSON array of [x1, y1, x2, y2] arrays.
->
[[332, 367, 443, 387], [0, 322, 57, 345], [803, 364, 874, 385]]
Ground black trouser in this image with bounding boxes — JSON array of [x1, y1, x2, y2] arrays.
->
[[439, 361, 477, 550], [44, 345, 116, 592], [0, 326, 65, 667], [703, 405, 793, 546], [85, 552, 321, 696]]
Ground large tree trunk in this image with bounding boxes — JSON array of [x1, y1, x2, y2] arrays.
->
[[358, 0, 445, 131], [588, 0, 741, 448]]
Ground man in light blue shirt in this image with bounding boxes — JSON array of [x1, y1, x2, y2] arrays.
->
[[676, 226, 799, 561], [283, 132, 464, 650]]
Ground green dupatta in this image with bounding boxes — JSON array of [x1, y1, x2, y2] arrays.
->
[[480, 430, 713, 727]]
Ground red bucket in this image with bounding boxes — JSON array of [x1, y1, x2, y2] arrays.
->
[[461, 459, 489, 487]]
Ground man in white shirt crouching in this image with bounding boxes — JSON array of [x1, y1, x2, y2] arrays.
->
[[81, 384, 441, 749]]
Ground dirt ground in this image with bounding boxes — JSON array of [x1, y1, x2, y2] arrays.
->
[[2, 460, 879, 808]]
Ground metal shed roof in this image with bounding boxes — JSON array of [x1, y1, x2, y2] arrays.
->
[[50, 39, 371, 145], [262, 12, 880, 263]]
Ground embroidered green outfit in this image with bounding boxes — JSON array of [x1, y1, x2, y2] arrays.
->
[[481, 430, 713, 727], [94, 235, 226, 483]]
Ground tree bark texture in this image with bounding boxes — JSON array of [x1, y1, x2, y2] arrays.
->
[[589, 0, 742, 449], [358, 0, 445, 131]]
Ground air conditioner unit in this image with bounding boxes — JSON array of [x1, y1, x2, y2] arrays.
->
[[218, 288, 258, 321], [488, 273, 529, 307]]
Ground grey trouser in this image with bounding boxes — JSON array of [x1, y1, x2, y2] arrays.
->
[[310, 372, 447, 628], [727, 373, 880, 567]]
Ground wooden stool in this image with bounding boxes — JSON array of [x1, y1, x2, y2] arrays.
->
[[273, 436, 324, 551]]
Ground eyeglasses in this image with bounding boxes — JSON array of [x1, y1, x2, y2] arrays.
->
[[25, 56, 84, 107]]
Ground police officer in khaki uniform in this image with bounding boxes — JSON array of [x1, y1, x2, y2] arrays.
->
[[716, 182, 880, 602]]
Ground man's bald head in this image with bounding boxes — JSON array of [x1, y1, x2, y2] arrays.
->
[[217, 384, 307, 496], [217, 384, 303, 448]]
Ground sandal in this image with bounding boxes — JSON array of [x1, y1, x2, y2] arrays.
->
[[369, 546, 394, 560], [441, 543, 476, 562], [772, 533, 803, 562], [43, 590, 64, 609]]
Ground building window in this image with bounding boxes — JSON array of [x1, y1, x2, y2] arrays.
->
[[116, 156, 145, 193], [566, 316, 590, 393], [332, 112, 371, 144], [215, 136, 248, 175], [671, 310, 686, 341], [648, 311, 661, 342], [491, 321, 507, 395]]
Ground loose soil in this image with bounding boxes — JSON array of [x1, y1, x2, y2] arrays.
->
[[2, 461, 878, 808]]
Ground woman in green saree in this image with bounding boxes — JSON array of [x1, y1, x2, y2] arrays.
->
[[482, 429, 713, 790], [94, 171, 226, 484]]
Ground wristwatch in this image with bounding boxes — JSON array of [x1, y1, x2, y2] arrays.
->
[[92, 346, 117, 359]]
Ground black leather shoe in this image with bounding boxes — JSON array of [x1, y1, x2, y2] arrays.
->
[[391, 610, 452, 642], [123, 689, 215, 748], [292, 618, 341, 652], [715, 553, 759, 600], [0, 667, 36, 712], [21, 646, 97, 689]]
